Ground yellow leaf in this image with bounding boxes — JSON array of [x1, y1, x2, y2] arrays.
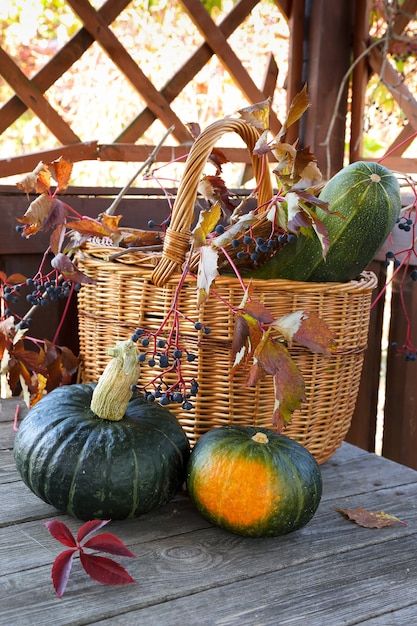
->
[[238, 98, 271, 130], [192, 203, 221, 248]]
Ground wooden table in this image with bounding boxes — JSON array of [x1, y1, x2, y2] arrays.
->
[[2, 397, 417, 625]]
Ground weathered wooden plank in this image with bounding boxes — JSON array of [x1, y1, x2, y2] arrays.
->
[[89, 537, 417, 625], [0, 502, 415, 625]]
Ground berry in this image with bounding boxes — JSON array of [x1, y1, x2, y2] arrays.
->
[[173, 348, 183, 359], [231, 238, 240, 248], [215, 224, 225, 235], [411, 270, 417, 281], [203, 326, 211, 335], [159, 395, 170, 406], [148, 358, 156, 367], [194, 322, 203, 330], [138, 353, 147, 363], [243, 235, 253, 245], [236, 251, 245, 260], [157, 338, 166, 348], [186, 353, 196, 362], [147, 220, 155, 228], [141, 337, 150, 347], [159, 354, 169, 368], [182, 401, 193, 411], [172, 392, 183, 403]]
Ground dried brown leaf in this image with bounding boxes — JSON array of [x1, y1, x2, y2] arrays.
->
[[336, 506, 407, 529]]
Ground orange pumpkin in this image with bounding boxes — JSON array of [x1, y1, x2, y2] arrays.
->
[[186, 426, 322, 537]]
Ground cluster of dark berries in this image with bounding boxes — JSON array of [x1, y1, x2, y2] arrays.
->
[[226, 232, 293, 263], [24, 277, 81, 307], [131, 322, 211, 410], [384, 250, 401, 269], [141, 379, 199, 410], [391, 341, 417, 361], [397, 216, 413, 232]]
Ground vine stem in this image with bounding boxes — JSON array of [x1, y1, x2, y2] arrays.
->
[[105, 125, 175, 217]]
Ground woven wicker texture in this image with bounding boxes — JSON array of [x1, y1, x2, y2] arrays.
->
[[77, 246, 377, 464], [76, 117, 377, 464]]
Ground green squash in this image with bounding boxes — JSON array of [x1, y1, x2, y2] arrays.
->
[[14, 341, 190, 520], [187, 425, 322, 537], [249, 161, 401, 282]]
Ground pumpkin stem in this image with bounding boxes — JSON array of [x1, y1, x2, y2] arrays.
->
[[90, 339, 140, 421], [251, 431, 269, 444]]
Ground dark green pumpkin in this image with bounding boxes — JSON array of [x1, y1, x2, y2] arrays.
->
[[14, 384, 190, 520], [187, 425, 322, 537]]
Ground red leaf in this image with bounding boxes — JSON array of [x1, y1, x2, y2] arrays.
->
[[45, 520, 77, 547], [83, 533, 137, 558], [292, 311, 336, 355], [79, 552, 136, 586], [77, 519, 111, 543], [51, 549, 76, 598]]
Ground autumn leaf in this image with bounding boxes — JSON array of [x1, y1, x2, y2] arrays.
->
[[100, 213, 122, 233], [51, 253, 96, 284], [245, 332, 306, 430], [292, 146, 322, 186], [66, 216, 118, 239], [192, 203, 222, 248], [276, 85, 310, 141], [336, 506, 407, 529], [16, 161, 48, 196], [238, 98, 271, 130], [196, 245, 219, 308], [48, 156, 73, 192], [45, 519, 136, 597], [271, 310, 336, 354], [253, 130, 271, 155], [18, 193, 53, 235], [50, 223, 67, 256], [198, 176, 236, 217], [3, 272, 27, 285], [231, 310, 264, 372], [211, 213, 257, 248]]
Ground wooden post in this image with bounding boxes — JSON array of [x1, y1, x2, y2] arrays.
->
[[302, 0, 354, 178], [350, 0, 371, 163], [382, 268, 417, 470]]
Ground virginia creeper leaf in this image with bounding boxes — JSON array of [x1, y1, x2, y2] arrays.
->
[[83, 533, 137, 558], [197, 245, 219, 308], [18, 193, 52, 234], [77, 519, 111, 543], [238, 98, 270, 130], [192, 203, 221, 248], [48, 156, 73, 192], [271, 310, 335, 354], [79, 553, 136, 586], [45, 520, 77, 547], [51, 549, 76, 598], [16, 161, 48, 196]]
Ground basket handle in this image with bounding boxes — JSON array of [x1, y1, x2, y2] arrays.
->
[[150, 117, 273, 286]]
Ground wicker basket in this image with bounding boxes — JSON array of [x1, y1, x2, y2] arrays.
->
[[76, 117, 377, 464]]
